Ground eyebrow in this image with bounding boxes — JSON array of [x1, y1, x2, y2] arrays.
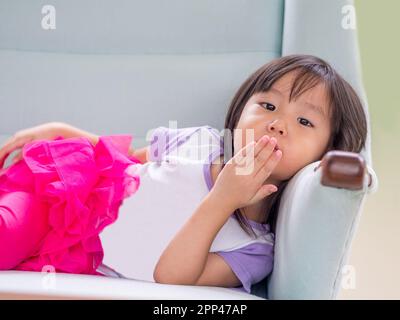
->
[[265, 88, 328, 119], [303, 102, 327, 119], [268, 88, 283, 96]]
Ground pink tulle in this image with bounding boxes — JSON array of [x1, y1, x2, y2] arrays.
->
[[0, 135, 141, 275]]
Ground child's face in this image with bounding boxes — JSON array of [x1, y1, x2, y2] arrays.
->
[[233, 71, 331, 182]]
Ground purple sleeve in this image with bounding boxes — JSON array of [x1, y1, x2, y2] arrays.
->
[[148, 126, 175, 162], [215, 242, 274, 294], [148, 126, 221, 162]]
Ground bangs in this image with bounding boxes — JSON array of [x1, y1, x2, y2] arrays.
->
[[289, 65, 329, 102], [255, 62, 332, 109]]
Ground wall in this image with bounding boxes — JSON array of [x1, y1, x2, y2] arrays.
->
[[338, 0, 400, 299]]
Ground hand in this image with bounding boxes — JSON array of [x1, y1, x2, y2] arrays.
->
[[209, 135, 282, 212], [0, 122, 64, 168]]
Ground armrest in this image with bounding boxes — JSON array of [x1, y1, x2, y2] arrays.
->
[[267, 159, 376, 299], [0, 271, 263, 300], [316, 150, 378, 194]]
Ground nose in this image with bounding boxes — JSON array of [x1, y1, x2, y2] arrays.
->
[[267, 119, 286, 136]]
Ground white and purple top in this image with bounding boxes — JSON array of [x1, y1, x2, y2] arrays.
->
[[98, 125, 274, 294]]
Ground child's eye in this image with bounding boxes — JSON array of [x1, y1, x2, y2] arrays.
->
[[260, 102, 275, 111], [261, 102, 314, 128], [298, 118, 314, 127]]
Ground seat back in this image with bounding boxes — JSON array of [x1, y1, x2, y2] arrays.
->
[[0, 0, 285, 299], [0, 0, 285, 149]]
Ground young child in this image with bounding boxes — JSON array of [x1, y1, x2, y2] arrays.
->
[[0, 54, 367, 294]]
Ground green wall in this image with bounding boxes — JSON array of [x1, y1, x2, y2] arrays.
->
[[339, 0, 400, 299], [355, 0, 400, 134]]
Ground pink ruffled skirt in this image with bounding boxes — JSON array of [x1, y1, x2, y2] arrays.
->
[[0, 135, 141, 275]]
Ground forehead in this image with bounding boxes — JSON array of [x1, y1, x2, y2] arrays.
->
[[255, 71, 330, 117], [272, 71, 328, 102]]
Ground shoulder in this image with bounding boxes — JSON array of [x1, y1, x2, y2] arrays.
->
[[147, 125, 223, 163], [148, 125, 221, 144], [149, 125, 221, 139]]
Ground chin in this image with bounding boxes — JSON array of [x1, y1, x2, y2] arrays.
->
[[271, 166, 296, 182], [274, 156, 308, 181]]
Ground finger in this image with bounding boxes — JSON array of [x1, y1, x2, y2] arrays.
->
[[233, 140, 256, 166], [253, 137, 278, 175], [250, 184, 278, 203], [0, 136, 19, 168], [253, 135, 270, 160], [254, 148, 282, 183], [11, 151, 22, 164], [231, 141, 257, 177], [0, 136, 16, 158], [234, 136, 271, 175], [233, 135, 270, 161], [0, 135, 29, 168]]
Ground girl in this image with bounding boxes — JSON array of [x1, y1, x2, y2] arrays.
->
[[0, 54, 367, 294]]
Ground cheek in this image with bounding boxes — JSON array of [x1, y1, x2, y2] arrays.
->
[[273, 151, 300, 179], [233, 124, 259, 152], [273, 140, 320, 179]]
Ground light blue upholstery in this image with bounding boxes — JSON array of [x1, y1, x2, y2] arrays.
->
[[261, 0, 378, 300], [0, 0, 378, 299], [0, 0, 284, 144]]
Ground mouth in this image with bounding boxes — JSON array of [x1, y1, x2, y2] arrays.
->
[[258, 137, 280, 152]]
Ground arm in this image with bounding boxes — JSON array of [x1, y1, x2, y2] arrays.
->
[[128, 146, 149, 164], [0, 121, 145, 167], [153, 192, 240, 286], [0, 122, 100, 168], [153, 134, 281, 288], [195, 252, 242, 288], [56, 122, 99, 146], [58, 122, 151, 163]]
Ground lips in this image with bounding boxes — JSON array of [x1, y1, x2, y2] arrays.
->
[[259, 137, 280, 152]]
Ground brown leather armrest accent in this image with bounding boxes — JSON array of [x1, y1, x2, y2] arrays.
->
[[315, 150, 369, 190]]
